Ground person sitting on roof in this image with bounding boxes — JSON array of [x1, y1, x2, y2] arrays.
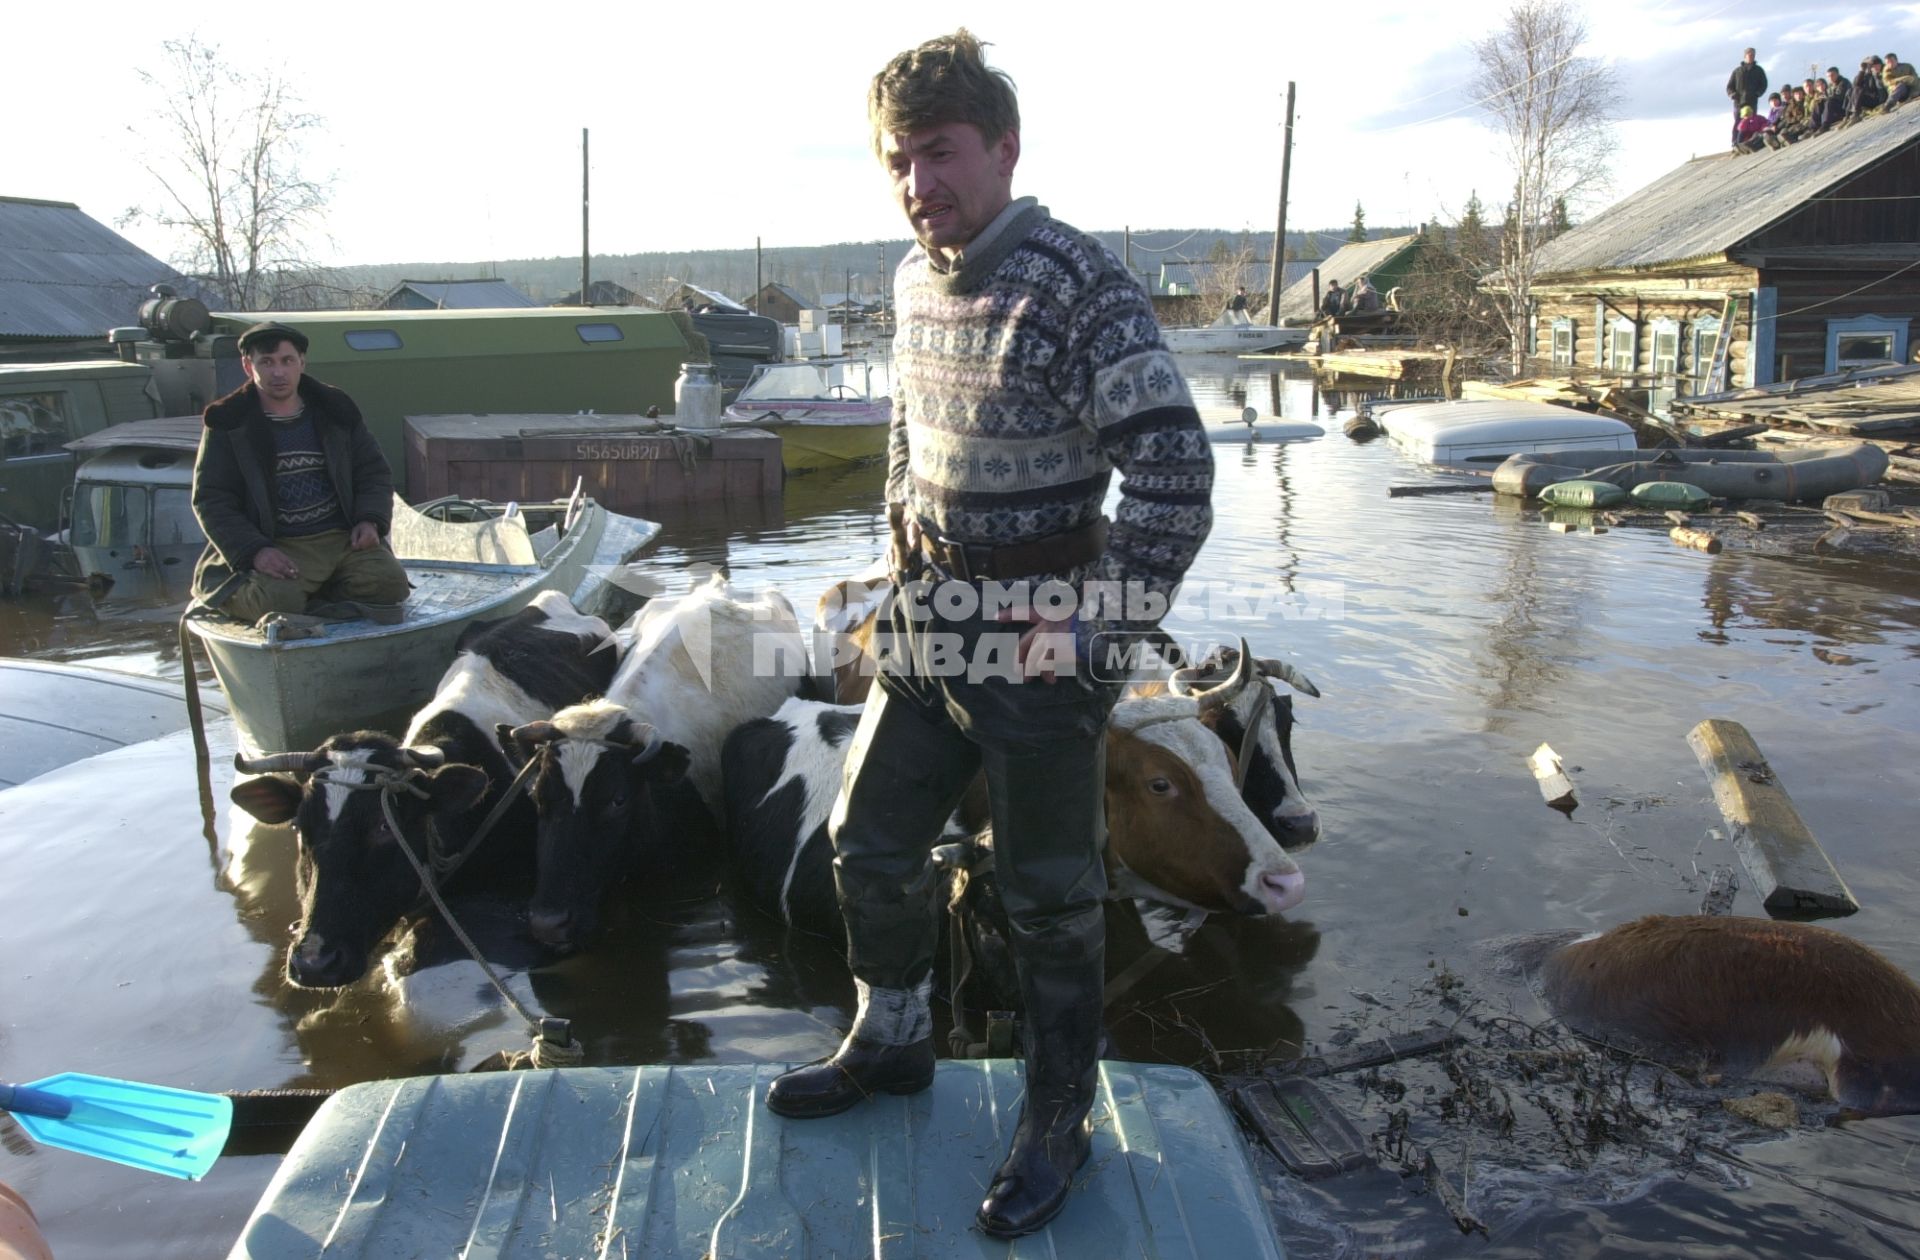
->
[[1735, 104, 1772, 152], [1885, 52, 1919, 110], [1803, 79, 1831, 134], [1776, 87, 1812, 143], [1319, 280, 1346, 319], [1851, 57, 1888, 122], [1349, 275, 1382, 314], [1818, 67, 1852, 130]]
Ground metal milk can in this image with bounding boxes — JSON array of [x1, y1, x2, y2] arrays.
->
[[673, 362, 722, 429]]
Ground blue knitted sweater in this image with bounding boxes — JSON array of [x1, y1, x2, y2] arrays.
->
[[887, 202, 1213, 627]]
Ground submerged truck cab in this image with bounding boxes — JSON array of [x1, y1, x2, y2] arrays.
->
[[0, 362, 161, 532]]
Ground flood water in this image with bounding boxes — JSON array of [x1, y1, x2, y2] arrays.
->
[[4, 358, 1920, 1257]]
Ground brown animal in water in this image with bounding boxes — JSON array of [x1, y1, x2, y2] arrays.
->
[[1541, 915, 1920, 1116]]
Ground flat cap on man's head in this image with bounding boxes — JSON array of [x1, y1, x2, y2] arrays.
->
[[237, 321, 309, 356]]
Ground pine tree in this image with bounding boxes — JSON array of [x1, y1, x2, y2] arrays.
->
[[1550, 196, 1572, 236], [1347, 202, 1368, 244], [1459, 191, 1491, 265]]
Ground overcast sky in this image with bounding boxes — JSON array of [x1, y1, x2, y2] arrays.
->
[[15, 2, 1919, 270]]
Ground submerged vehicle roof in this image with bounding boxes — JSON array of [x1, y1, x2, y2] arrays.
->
[[203, 306, 690, 361]]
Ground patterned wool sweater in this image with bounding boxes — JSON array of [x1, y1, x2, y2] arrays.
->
[[888, 202, 1213, 627]]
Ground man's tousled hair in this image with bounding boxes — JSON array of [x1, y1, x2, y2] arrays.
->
[[869, 29, 1019, 156]]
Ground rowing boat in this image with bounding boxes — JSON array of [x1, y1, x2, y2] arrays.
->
[[184, 494, 659, 755]]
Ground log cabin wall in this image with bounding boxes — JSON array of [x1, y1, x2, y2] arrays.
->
[[1523, 263, 1757, 392], [1733, 145, 1920, 382]]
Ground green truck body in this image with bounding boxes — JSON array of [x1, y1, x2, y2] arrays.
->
[[0, 362, 162, 531], [190, 308, 700, 492]]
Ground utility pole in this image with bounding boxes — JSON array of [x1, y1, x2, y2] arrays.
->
[[580, 128, 591, 305], [1266, 83, 1295, 324], [755, 237, 763, 311]]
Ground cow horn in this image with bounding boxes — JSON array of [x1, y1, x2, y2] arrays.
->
[[232, 750, 327, 776], [625, 723, 662, 764], [509, 721, 562, 746], [399, 746, 446, 769], [1195, 638, 1254, 713], [1254, 656, 1321, 698]]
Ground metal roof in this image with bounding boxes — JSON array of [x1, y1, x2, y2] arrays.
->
[[1532, 106, 1920, 277], [229, 1062, 1285, 1259], [0, 196, 193, 340], [1274, 233, 1422, 321], [379, 278, 538, 309]]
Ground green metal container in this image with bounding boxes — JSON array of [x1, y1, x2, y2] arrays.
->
[[198, 309, 698, 492], [229, 1061, 1286, 1258]]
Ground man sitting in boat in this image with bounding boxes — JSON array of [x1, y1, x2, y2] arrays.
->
[[1225, 285, 1250, 326], [189, 322, 410, 625]]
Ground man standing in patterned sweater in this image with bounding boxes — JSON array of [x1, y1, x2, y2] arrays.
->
[[766, 30, 1213, 1238]]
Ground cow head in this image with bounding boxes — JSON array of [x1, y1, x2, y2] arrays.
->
[[507, 701, 692, 951], [231, 734, 491, 988], [1171, 645, 1321, 849], [1106, 644, 1308, 916]]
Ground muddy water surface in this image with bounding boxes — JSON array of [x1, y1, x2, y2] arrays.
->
[[3, 360, 1919, 1257]]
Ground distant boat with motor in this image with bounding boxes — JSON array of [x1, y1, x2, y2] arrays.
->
[[184, 491, 660, 755], [1367, 399, 1638, 465], [1162, 310, 1308, 356], [722, 360, 891, 473]]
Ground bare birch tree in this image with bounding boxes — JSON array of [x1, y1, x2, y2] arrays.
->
[[1472, 1, 1614, 374], [124, 37, 341, 310]]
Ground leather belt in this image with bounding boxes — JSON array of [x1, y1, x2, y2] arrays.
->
[[918, 516, 1109, 582]]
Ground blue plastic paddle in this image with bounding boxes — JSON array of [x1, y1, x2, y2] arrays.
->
[[0, 1073, 233, 1180]]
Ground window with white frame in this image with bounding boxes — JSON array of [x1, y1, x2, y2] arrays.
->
[[1651, 320, 1680, 379], [1609, 316, 1637, 374], [1690, 316, 1721, 389], [1826, 316, 1909, 372], [1551, 318, 1574, 367]]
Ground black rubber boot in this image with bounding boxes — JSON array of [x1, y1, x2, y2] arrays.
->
[[766, 1035, 936, 1119], [976, 952, 1104, 1237]]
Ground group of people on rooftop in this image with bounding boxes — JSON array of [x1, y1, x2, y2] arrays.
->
[[1728, 45, 1918, 154], [1318, 275, 1381, 319]]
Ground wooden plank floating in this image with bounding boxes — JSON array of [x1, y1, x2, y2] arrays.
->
[[1281, 1024, 1466, 1079], [1528, 742, 1577, 811], [1686, 719, 1859, 917]]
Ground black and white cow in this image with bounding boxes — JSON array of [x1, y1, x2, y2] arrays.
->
[[508, 573, 809, 951], [721, 643, 1320, 936], [230, 590, 619, 988]]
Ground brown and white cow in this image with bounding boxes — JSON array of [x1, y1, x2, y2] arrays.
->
[[721, 641, 1310, 937], [1540, 914, 1920, 1117]]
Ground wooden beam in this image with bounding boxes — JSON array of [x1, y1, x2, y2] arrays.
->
[[1686, 719, 1858, 917]]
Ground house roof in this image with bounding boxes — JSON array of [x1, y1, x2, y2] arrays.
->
[[669, 283, 747, 314], [380, 278, 537, 309], [0, 196, 196, 340], [552, 279, 650, 307], [1273, 234, 1422, 321], [1531, 106, 1920, 277], [756, 282, 816, 307]]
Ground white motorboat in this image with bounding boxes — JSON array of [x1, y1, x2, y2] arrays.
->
[[1162, 316, 1308, 356]]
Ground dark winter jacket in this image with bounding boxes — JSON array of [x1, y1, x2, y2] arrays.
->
[[1727, 61, 1768, 107], [191, 375, 395, 579], [1855, 68, 1888, 113]]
